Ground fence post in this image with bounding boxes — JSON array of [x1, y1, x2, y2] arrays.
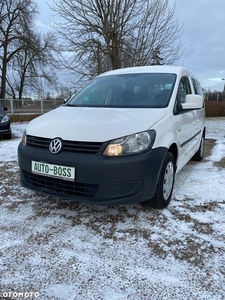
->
[[41, 99, 43, 114], [10, 98, 14, 114]]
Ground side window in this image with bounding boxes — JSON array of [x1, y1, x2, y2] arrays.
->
[[192, 78, 203, 96], [173, 77, 192, 114], [178, 77, 192, 103]]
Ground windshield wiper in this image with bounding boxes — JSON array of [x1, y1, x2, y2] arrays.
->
[[66, 103, 77, 107]]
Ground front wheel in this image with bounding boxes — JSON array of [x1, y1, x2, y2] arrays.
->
[[144, 152, 175, 209]]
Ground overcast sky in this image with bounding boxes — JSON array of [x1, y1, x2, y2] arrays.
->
[[37, 0, 225, 91]]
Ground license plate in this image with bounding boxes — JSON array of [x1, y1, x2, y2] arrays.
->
[[31, 161, 75, 181]]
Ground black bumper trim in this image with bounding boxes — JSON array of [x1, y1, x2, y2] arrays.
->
[[23, 171, 99, 198], [18, 142, 168, 205]]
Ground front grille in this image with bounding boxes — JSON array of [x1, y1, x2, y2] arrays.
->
[[27, 136, 51, 149], [23, 171, 98, 199], [27, 135, 106, 154]]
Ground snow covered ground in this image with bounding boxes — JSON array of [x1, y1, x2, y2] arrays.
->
[[0, 123, 225, 300]]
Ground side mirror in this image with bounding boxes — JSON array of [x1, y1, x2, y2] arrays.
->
[[4, 106, 8, 111], [181, 94, 204, 110]]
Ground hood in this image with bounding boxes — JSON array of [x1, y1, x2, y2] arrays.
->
[[26, 106, 166, 142]]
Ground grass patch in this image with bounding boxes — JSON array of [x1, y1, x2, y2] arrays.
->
[[214, 158, 225, 168], [204, 139, 215, 158], [204, 139, 225, 168]]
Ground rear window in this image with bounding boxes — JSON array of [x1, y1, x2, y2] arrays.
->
[[67, 73, 176, 108]]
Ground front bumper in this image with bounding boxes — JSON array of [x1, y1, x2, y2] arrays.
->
[[0, 121, 11, 136], [18, 142, 167, 205]]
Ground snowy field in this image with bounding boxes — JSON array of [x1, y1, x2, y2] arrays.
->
[[0, 123, 225, 300]]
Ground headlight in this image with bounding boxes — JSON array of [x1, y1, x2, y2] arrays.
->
[[22, 130, 27, 146], [1, 115, 10, 123], [103, 130, 156, 157]]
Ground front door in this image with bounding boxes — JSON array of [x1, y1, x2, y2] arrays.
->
[[174, 77, 200, 171]]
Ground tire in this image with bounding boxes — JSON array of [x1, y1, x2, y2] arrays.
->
[[144, 152, 175, 209], [192, 135, 204, 161], [4, 133, 12, 139]]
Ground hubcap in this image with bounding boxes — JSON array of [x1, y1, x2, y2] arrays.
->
[[163, 162, 174, 200]]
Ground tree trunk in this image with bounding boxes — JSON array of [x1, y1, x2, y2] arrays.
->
[[0, 44, 7, 99]]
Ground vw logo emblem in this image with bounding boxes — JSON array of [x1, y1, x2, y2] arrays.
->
[[49, 138, 62, 154]]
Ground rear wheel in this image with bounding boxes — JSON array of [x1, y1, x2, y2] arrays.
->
[[144, 152, 175, 209], [192, 135, 204, 161]]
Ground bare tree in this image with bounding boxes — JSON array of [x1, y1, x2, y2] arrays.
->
[[0, 0, 61, 99], [51, 0, 183, 82], [0, 0, 38, 99], [7, 31, 59, 99]]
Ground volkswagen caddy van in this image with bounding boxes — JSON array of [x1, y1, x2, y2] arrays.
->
[[18, 66, 205, 208]]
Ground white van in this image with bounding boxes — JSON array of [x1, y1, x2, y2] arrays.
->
[[18, 66, 205, 208]]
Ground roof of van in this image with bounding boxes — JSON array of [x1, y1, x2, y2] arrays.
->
[[98, 65, 195, 78]]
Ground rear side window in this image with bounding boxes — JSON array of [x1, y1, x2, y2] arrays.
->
[[192, 78, 203, 96]]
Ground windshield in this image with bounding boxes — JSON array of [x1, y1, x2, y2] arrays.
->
[[67, 73, 176, 108]]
